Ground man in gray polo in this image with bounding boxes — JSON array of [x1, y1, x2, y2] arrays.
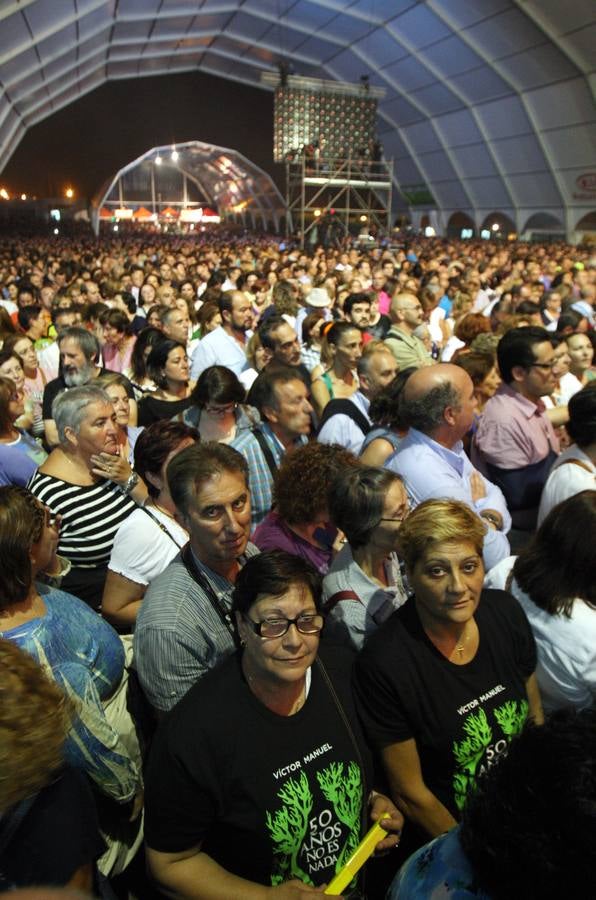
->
[[133, 443, 259, 713]]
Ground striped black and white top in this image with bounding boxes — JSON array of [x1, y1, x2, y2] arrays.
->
[[28, 472, 136, 569]]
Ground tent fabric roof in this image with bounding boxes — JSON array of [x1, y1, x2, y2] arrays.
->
[[0, 1, 594, 230]]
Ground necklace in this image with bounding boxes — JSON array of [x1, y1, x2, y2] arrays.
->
[[454, 633, 469, 656]]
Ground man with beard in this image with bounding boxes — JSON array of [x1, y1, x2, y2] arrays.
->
[[190, 291, 253, 381], [42, 327, 135, 447]]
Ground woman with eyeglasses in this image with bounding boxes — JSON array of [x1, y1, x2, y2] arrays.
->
[[354, 499, 543, 857], [323, 467, 409, 651], [178, 364, 259, 443], [145, 550, 403, 900], [0, 485, 143, 878], [0, 375, 47, 487]]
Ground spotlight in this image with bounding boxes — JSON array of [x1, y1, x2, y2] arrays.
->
[[171, 148, 179, 162], [65, 187, 74, 199], [155, 155, 162, 165]]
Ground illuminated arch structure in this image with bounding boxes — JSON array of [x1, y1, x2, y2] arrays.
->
[[0, 2, 594, 241], [92, 142, 286, 234]]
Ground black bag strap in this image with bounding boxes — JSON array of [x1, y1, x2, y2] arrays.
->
[[317, 399, 371, 437], [316, 657, 368, 809], [251, 426, 279, 479], [140, 505, 185, 550], [180, 543, 240, 648]]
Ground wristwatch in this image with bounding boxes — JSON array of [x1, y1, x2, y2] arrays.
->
[[122, 471, 140, 494]]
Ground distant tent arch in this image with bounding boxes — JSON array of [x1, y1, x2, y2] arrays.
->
[[91, 141, 286, 234]]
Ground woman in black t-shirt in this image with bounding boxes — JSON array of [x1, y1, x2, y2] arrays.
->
[[354, 499, 544, 843], [145, 551, 403, 899]]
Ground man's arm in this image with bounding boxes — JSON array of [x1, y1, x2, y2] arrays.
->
[[134, 625, 218, 713]]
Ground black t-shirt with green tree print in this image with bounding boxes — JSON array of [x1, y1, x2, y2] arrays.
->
[[354, 589, 536, 818], [145, 647, 372, 890]]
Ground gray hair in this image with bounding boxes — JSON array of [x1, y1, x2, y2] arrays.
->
[[58, 326, 100, 363], [401, 381, 461, 433], [356, 342, 393, 379], [328, 466, 404, 550], [52, 384, 112, 444]]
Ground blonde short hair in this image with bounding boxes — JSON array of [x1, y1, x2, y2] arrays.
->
[[397, 498, 485, 571]]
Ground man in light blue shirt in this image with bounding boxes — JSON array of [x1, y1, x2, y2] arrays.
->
[[385, 364, 511, 569], [190, 291, 252, 381]]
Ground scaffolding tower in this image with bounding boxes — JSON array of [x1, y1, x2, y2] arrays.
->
[[286, 156, 393, 247]]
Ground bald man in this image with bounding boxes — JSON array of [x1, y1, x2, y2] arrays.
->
[[384, 363, 511, 569], [384, 291, 435, 370]]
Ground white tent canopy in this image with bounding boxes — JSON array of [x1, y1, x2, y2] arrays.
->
[[93, 141, 286, 232], [0, 0, 594, 238]]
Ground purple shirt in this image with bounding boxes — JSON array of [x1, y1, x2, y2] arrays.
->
[[475, 383, 559, 469], [252, 511, 332, 574]]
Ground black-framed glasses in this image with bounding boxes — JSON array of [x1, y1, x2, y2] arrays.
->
[[528, 361, 557, 371], [245, 614, 324, 639]]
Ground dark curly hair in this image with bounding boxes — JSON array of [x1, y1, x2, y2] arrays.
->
[[273, 442, 359, 525]]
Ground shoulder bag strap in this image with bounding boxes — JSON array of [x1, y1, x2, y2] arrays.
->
[[323, 589, 362, 615], [180, 543, 240, 648], [140, 505, 186, 550], [251, 427, 279, 479], [316, 657, 368, 818]]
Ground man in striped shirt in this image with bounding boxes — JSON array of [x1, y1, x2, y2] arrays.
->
[[133, 443, 259, 714]]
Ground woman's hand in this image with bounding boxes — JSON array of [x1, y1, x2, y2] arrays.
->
[[90, 446, 132, 486], [369, 791, 404, 854]]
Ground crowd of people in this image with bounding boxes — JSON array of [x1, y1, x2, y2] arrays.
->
[[0, 226, 594, 899]]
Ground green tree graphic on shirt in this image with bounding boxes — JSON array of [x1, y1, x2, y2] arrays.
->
[[452, 699, 529, 810], [452, 708, 493, 811], [266, 771, 314, 885], [494, 699, 528, 737], [317, 761, 362, 869]]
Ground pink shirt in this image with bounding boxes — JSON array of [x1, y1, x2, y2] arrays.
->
[[475, 383, 560, 469], [376, 290, 391, 316], [101, 337, 136, 375]]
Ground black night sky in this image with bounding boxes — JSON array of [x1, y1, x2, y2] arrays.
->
[[2, 71, 282, 201]]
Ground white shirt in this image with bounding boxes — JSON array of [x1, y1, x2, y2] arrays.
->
[[190, 326, 250, 381], [317, 391, 371, 454], [109, 505, 187, 586], [485, 557, 596, 711], [538, 445, 596, 525]]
